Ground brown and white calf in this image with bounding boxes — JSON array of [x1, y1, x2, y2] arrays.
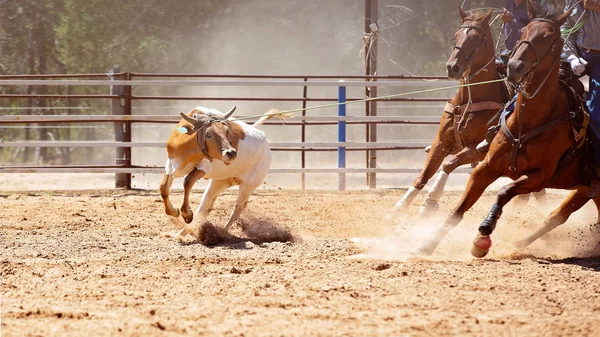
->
[[159, 105, 281, 238]]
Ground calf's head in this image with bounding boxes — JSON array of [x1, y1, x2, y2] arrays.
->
[[178, 106, 244, 163]]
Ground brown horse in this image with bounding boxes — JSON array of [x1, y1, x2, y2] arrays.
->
[[388, 8, 508, 219], [412, 1, 600, 258]]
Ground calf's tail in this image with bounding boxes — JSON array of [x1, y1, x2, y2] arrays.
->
[[252, 108, 295, 128]]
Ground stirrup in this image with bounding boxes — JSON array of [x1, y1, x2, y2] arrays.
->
[[476, 139, 490, 152]]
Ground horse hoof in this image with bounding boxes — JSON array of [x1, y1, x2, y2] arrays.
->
[[513, 239, 529, 250], [417, 201, 439, 218], [471, 244, 489, 258], [471, 235, 492, 258], [405, 242, 436, 261], [404, 248, 427, 261]]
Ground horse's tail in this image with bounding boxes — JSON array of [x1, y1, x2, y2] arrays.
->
[[252, 108, 295, 128]]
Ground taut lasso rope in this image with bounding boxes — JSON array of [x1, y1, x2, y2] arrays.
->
[[233, 78, 507, 122]]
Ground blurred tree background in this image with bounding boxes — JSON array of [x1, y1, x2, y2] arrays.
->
[[0, 0, 566, 165]]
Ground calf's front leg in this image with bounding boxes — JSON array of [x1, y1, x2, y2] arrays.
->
[[181, 168, 206, 224], [159, 173, 179, 217]]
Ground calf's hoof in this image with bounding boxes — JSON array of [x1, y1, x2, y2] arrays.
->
[[471, 234, 492, 258], [181, 208, 193, 224]]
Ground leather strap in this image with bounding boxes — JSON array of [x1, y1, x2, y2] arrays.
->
[[444, 101, 504, 151], [196, 127, 212, 161], [444, 101, 504, 115], [501, 109, 568, 172]]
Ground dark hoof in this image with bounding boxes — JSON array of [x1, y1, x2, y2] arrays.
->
[[181, 208, 193, 224], [471, 234, 492, 258]]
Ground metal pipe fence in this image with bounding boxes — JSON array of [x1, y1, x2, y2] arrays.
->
[[0, 72, 456, 190]]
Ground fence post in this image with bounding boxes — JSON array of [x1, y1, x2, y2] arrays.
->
[[110, 65, 132, 189], [338, 81, 346, 191], [301, 77, 308, 190], [365, 0, 379, 189]]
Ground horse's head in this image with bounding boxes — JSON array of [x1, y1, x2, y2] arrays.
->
[[446, 7, 494, 80], [178, 106, 241, 163], [507, 1, 571, 84]]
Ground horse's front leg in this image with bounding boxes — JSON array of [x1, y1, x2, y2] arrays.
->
[[180, 168, 206, 224], [515, 188, 590, 249], [388, 132, 453, 219], [418, 145, 485, 217], [473, 170, 546, 257], [411, 161, 500, 257]]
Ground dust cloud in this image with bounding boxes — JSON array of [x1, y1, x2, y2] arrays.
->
[[350, 193, 600, 261], [129, 0, 456, 191]]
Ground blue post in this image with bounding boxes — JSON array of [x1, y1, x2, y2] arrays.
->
[[338, 81, 346, 191]]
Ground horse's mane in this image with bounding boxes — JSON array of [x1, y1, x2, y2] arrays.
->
[[529, 1, 563, 22], [464, 10, 490, 23]]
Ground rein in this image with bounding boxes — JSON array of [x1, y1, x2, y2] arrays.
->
[[454, 24, 494, 81], [511, 18, 562, 99], [448, 22, 503, 151], [502, 18, 567, 172]]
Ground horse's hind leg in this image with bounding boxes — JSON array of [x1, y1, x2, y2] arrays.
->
[[473, 170, 547, 257], [418, 145, 485, 217], [389, 133, 453, 218], [515, 189, 589, 249]]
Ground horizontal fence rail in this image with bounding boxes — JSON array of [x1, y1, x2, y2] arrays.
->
[[0, 115, 441, 123], [0, 72, 464, 190], [0, 141, 433, 148], [0, 79, 456, 87], [0, 166, 473, 174]]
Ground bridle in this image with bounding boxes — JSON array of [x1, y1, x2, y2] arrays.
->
[[180, 107, 236, 161], [453, 23, 495, 80], [509, 18, 562, 99], [500, 18, 567, 173]]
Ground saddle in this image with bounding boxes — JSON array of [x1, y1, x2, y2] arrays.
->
[[552, 62, 598, 194]]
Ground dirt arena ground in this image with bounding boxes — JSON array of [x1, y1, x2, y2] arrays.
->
[[2, 188, 600, 337]]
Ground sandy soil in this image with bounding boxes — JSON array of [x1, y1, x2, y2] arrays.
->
[[2, 189, 600, 337]]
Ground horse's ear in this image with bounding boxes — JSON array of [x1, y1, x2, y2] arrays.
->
[[458, 6, 468, 21], [555, 8, 572, 27], [481, 8, 493, 26], [527, 0, 537, 20]]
